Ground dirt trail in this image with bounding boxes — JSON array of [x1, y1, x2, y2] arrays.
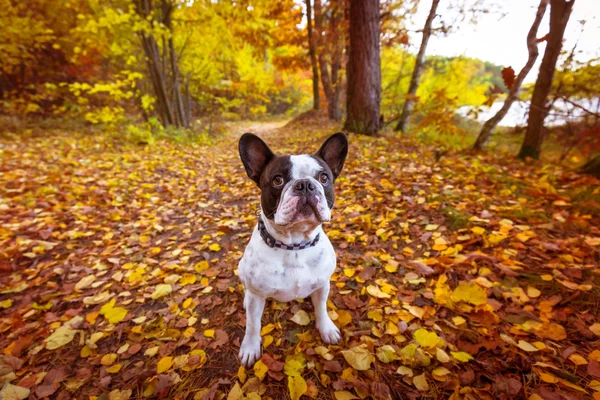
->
[[0, 119, 599, 400]]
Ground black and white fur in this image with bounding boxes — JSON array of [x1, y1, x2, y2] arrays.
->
[[237, 132, 348, 367]]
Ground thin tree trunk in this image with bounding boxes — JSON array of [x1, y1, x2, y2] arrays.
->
[[343, 0, 381, 136], [395, 0, 440, 132], [314, 0, 334, 119], [307, 0, 320, 111], [164, 0, 189, 128], [328, 0, 343, 121], [473, 0, 549, 151], [518, 0, 575, 160]]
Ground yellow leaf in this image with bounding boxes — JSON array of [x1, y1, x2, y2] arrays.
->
[[368, 309, 383, 322], [336, 310, 353, 326], [157, 356, 173, 373], [413, 329, 439, 349], [101, 353, 117, 365], [45, 316, 82, 350], [568, 354, 587, 366], [527, 286, 541, 298], [367, 285, 391, 299], [436, 348, 450, 363], [538, 370, 559, 383], [107, 364, 122, 373], [517, 340, 539, 352], [432, 237, 448, 251], [334, 391, 359, 400], [540, 274, 553, 281], [151, 284, 172, 300], [452, 316, 466, 326], [238, 366, 247, 384], [263, 335, 274, 348], [0, 299, 13, 309], [0, 383, 30, 400], [145, 346, 159, 357], [590, 323, 600, 336], [291, 310, 311, 326], [342, 345, 374, 371], [537, 323, 566, 340], [75, 275, 95, 291], [180, 274, 197, 286], [254, 360, 269, 381], [396, 366, 413, 377], [376, 345, 399, 363], [471, 226, 485, 235], [451, 282, 487, 305], [432, 367, 451, 376], [204, 330, 215, 338], [284, 355, 306, 377], [343, 268, 356, 278], [227, 382, 244, 400], [261, 324, 276, 336], [195, 261, 210, 273], [288, 375, 307, 400], [209, 243, 221, 252], [451, 351, 473, 362], [589, 350, 600, 362], [104, 307, 127, 324], [413, 373, 429, 391]]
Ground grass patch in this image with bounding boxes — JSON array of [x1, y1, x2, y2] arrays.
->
[[443, 206, 470, 230]]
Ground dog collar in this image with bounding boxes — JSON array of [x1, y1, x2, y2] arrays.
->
[[257, 219, 320, 250]]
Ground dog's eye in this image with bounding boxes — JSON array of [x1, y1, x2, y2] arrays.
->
[[319, 173, 329, 184], [272, 175, 284, 187]]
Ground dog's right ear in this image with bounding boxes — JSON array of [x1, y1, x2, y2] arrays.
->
[[239, 133, 275, 186]]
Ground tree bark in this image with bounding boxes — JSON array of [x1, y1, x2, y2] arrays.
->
[[134, 0, 190, 129], [518, 0, 575, 160], [473, 0, 549, 151], [314, 0, 343, 121], [307, 0, 320, 111], [344, 0, 381, 136], [395, 0, 439, 132]]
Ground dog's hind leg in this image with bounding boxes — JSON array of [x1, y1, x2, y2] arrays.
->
[[239, 291, 265, 367], [311, 284, 341, 345]]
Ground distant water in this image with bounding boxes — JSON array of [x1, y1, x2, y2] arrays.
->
[[457, 98, 599, 127]]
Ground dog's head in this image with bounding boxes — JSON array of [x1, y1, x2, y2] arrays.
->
[[239, 132, 348, 232]]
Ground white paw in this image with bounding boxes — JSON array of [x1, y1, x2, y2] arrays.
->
[[318, 319, 341, 344], [239, 337, 261, 367]]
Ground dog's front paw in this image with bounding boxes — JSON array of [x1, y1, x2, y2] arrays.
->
[[239, 338, 262, 367], [318, 320, 341, 344]]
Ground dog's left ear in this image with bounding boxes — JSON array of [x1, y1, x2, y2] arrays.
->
[[316, 132, 348, 180], [239, 133, 275, 186]]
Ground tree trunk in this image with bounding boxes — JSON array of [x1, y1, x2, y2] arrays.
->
[[344, 0, 381, 136], [134, 0, 190, 129], [307, 0, 320, 111], [518, 0, 575, 160], [473, 0, 549, 151], [314, 0, 332, 115], [395, 0, 439, 132], [314, 0, 343, 121]]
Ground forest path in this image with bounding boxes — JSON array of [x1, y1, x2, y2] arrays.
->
[[0, 118, 599, 400]]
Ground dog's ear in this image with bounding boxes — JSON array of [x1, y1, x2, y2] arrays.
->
[[316, 132, 348, 180], [239, 133, 275, 186]]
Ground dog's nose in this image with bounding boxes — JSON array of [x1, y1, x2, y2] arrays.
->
[[293, 179, 315, 195]]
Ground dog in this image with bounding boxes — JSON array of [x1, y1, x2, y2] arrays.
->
[[237, 132, 348, 367]]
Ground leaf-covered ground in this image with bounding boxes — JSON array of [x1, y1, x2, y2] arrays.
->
[[1, 119, 600, 400]]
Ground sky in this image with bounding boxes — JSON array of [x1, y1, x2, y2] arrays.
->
[[405, 0, 600, 83]]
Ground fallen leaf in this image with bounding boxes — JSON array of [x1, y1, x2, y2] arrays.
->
[[342, 345, 374, 371], [291, 310, 310, 326]]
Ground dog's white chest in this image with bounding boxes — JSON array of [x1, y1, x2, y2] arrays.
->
[[238, 228, 336, 302]]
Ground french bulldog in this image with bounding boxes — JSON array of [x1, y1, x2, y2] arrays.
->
[[237, 132, 348, 367]]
